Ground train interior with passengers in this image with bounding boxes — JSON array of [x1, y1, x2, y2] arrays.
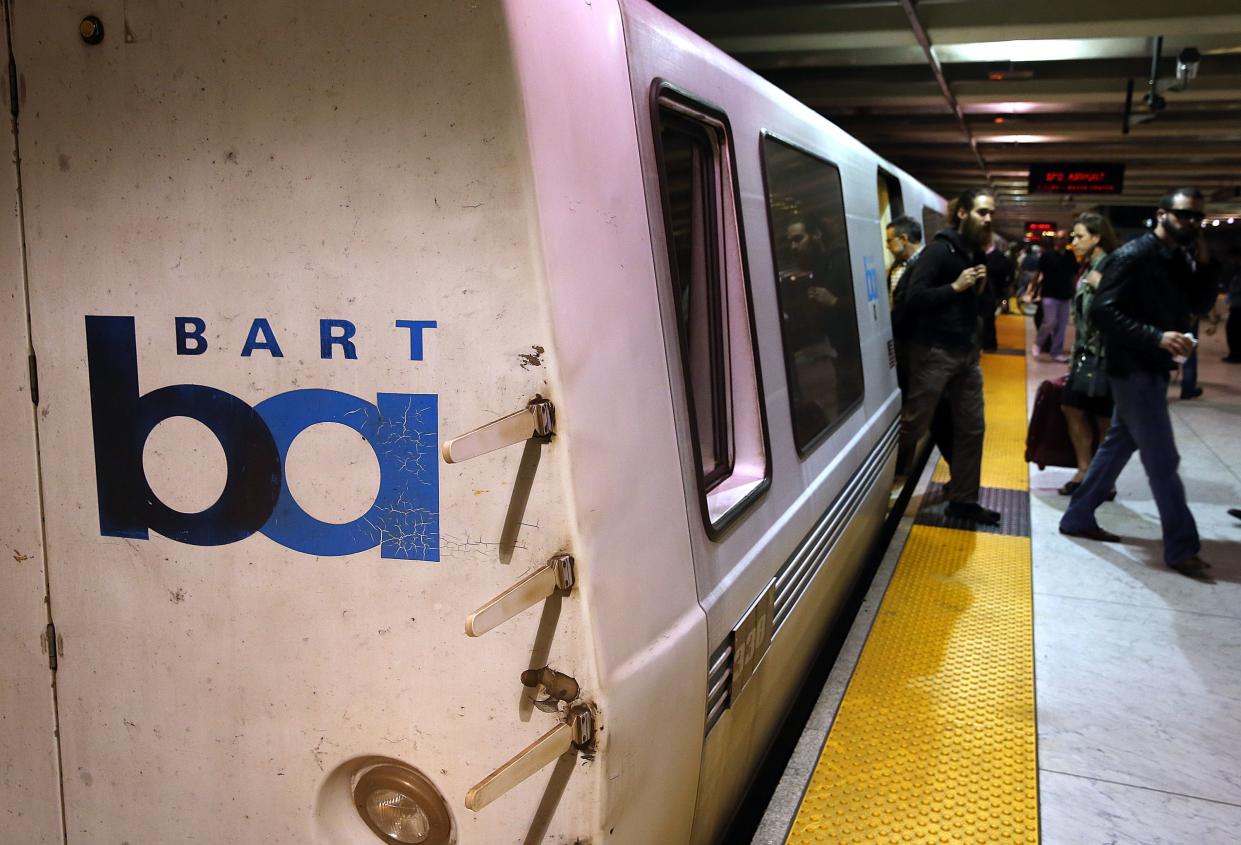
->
[[0, 1, 943, 844]]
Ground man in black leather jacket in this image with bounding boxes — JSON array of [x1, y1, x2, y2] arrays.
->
[[897, 187, 999, 524], [1059, 188, 1218, 577]]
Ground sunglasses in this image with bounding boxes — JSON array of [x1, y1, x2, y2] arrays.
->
[[1167, 208, 1206, 224]]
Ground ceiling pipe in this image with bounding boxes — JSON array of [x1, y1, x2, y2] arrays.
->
[[897, 0, 993, 186]]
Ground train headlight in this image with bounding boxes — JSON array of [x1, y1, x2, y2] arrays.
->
[[353, 764, 453, 845], [364, 789, 430, 843]]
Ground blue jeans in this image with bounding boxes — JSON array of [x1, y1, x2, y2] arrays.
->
[[1060, 369, 1200, 565]]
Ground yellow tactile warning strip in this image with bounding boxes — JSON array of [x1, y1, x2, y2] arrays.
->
[[994, 309, 1027, 353], [787, 316, 1037, 844], [785, 528, 1038, 844]]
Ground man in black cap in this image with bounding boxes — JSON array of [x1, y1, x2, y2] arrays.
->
[[1059, 188, 1218, 578]]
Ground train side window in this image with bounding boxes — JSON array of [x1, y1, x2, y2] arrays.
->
[[759, 134, 864, 455], [652, 87, 769, 533]]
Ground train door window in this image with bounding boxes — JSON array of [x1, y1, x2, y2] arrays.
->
[[922, 206, 947, 242], [760, 134, 864, 455], [877, 169, 904, 277], [652, 87, 769, 532]]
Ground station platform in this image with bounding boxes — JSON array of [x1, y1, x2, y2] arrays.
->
[[751, 313, 1241, 844]]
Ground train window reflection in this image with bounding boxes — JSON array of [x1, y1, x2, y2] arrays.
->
[[760, 135, 863, 454], [652, 88, 769, 535], [657, 112, 733, 487]]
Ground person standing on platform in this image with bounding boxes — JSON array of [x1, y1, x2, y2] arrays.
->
[[886, 215, 923, 304], [1016, 244, 1041, 303], [1059, 188, 1219, 578], [890, 214, 955, 469], [887, 215, 924, 390], [1030, 230, 1077, 361], [980, 237, 1013, 352], [1058, 212, 1118, 495], [896, 187, 1000, 525]]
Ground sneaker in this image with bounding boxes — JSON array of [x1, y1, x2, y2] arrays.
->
[[1029, 344, 1041, 358], [1228, 507, 1241, 521], [945, 501, 1002, 525], [1181, 387, 1203, 399], [1052, 354, 1070, 363]]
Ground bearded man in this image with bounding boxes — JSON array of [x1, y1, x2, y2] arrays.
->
[[1059, 188, 1218, 578], [896, 187, 1000, 524]]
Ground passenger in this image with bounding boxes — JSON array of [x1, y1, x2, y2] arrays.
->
[[979, 236, 1013, 352], [887, 215, 924, 392], [896, 187, 1000, 525], [890, 215, 955, 468], [1002, 243, 1023, 313], [888, 215, 928, 394], [1030, 230, 1077, 361], [1058, 213, 1118, 495], [886, 215, 923, 302], [1223, 248, 1241, 363], [1016, 243, 1041, 304], [1059, 188, 1219, 578]]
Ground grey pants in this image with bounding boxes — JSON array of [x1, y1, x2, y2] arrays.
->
[[899, 343, 986, 504]]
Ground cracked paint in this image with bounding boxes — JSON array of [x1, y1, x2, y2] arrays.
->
[[258, 390, 440, 561]]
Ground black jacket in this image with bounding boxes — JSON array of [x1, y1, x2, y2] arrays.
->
[[902, 227, 987, 351], [1090, 232, 1217, 377]]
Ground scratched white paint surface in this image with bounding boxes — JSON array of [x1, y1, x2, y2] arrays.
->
[[9, 1, 937, 843], [15, 2, 588, 843], [0, 43, 66, 845]]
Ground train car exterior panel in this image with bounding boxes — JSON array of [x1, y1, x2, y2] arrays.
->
[[502, 1, 709, 841], [0, 1, 945, 842], [619, 3, 909, 841], [13, 3, 592, 843], [0, 40, 65, 845]]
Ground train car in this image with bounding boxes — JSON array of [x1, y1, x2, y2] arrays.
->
[[0, 1, 944, 843]]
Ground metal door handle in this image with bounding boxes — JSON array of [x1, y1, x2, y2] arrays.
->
[[465, 553, 575, 637], [464, 705, 595, 811], [442, 397, 555, 464]]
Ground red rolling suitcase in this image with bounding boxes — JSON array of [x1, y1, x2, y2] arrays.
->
[[1025, 374, 1077, 469]]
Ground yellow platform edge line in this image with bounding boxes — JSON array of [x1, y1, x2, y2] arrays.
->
[[787, 317, 1037, 844]]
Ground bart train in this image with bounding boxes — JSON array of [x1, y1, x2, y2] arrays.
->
[[0, 1, 945, 843]]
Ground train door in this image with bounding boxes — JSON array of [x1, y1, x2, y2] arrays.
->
[[10, 4, 586, 845], [0, 16, 65, 844], [877, 168, 905, 283], [923, 206, 949, 241]]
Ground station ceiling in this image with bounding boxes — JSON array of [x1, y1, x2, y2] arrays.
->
[[650, 0, 1241, 233]]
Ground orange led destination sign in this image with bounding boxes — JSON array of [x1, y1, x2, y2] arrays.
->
[[1029, 163, 1125, 194], [1024, 221, 1056, 242]]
